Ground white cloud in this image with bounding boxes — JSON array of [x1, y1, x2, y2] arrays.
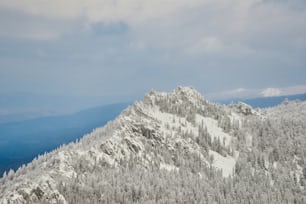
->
[[129, 41, 146, 50], [260, 86, 306, 97], [282, 85, 306, 95], [187, 36, 224, 54], [208, 85, 306, 100], [207, 88, 260, 100], [0, 0, 210, 40], [261, 88, 282, 97], [0, 0, 207, 24], [0, 0, 306, 97], [0, 8, 82, 40], [1, 0, 306, 51]]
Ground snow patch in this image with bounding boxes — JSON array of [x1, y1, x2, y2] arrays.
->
[[229, 112, 242, 128], [209, 150, 236, 177], [160, 163, 179, 172], [245, 133, 252, 150], [196, 115, 232, 146]]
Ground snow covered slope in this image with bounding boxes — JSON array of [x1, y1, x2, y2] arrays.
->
[[1, 87, 306, 204]]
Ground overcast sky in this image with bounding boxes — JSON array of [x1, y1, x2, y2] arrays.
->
[[0, 0, 306, 101]]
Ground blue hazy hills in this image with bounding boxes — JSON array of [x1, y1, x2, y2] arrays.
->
[[0, 102, 130, 175]]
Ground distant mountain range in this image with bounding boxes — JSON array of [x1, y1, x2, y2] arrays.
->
[[0, 102, 130, 175], [218, 93, 306, 108]]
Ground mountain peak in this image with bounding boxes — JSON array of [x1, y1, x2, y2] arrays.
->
[[174, 86, 201, 97], [143, 86, 206, 108]]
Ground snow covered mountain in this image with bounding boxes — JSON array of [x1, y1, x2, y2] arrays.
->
[[1, 87, 306, 204]]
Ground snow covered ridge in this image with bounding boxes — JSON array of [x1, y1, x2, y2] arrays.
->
[[1, 87, 306, 204]]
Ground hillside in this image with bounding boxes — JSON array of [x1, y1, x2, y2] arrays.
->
[[0, 103, 129, 176], [0, 87, 306, 204]]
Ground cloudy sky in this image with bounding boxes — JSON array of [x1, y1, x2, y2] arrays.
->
[[1, 0, 306, 102]]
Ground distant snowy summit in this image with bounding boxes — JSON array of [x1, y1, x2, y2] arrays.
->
[[1, 86, 306, 204]]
